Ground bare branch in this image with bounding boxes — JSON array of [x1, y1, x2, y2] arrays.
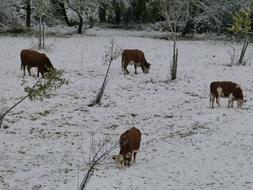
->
[[79, 137, 118, 190]]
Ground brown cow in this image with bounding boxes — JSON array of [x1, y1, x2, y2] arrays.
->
[[210, 81, 246, 109], [113, 127, 142, 168], [20, 49, 54, 77], [121, 49, 150, 75]]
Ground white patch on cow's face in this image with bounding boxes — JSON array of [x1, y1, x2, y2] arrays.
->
[[112, 154, 124, 169]]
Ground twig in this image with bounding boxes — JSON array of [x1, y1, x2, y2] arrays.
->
[[79, 138, 118, 190], [0, 79, 41, 128]]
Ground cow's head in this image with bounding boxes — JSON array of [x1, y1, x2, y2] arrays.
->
[[142, 63, 151, 73], [112, 154, 125, 169], [237, 99, 247, 108]]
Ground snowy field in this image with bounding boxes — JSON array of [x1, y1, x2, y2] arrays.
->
[[1, 30, 253, 190]]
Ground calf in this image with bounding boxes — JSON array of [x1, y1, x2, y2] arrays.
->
[[121, 49, 150, 75], [113, 127, 142, 168], [210, 81, 246, 109], [20, 49, 54, 77]]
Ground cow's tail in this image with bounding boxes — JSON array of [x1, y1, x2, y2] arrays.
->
[[121, 54, 124, 72]]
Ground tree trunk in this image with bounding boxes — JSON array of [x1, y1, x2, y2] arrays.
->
[[171, 40, 178, 80], [238, 39, 249, 65], [99, 3, 106, 23], [51, 0, 71, 26], [77, 13, 83, 34], [42, 19, 45, 50], [0, 94, 29, 128], [38, 16, 42, 48], [26, 0, 31, 28], [181, 19, 193, 37]]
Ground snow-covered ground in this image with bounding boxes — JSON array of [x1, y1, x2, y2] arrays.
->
[[0, 30, 253, 190]]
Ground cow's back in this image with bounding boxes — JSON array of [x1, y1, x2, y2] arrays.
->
[[122, 49, 145, 63], [20, 49, 43, 67], [120, 127, 141, 152]]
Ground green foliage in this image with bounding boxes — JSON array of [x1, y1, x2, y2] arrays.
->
[[25, 68, 68, 101], [230, 8, 252, 34]]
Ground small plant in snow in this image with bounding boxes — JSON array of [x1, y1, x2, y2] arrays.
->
[[102, 40, 122, 65], [0, 69, 68, 128], [79, 137, 118, 190], [160, 0, 181, 81], [88, 39, 122, 106]]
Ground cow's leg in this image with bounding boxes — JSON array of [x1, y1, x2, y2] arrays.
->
[[125, 152, 132, 166], [27, 66, 32, 76], [37, 69, 40, 78], [122, 60, 129, 75], [227, 98, 230, 108], [124, 66, 129, 75], [22, 64, 26, 75], [133, 152, 137, 162], [216, 96, 220, 107], [134, 64, 137, 74], [228, 93, 233, 108], [38, 66, 44, 78], [210, 93, 215, 109]]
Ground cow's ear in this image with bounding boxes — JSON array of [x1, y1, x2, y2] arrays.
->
[[112, 155, 116, 160]]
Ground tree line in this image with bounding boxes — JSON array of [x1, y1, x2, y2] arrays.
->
[[0, 0, 252, 35]]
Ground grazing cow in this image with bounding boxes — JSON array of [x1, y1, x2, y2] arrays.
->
[[210, 81, 246, 109], [113, 127, 142, 168], [121, 49, 150, 74], [20, 49, 54, 77]]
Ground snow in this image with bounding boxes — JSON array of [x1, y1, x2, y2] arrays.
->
[[0, 30, 253, 190]]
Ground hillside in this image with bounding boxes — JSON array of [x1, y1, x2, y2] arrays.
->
[[0, 30, 253, 190]]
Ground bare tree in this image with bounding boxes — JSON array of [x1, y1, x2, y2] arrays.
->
[[25, 0, 31, 28], [67, 0, 98, 34], [51, 0, 72, 26], [79, 137, 118, 190], [160, 0, 223, 80], [88, 39, 122, 106], [34, 0, 50, 49], [160, 0, 185, 80]]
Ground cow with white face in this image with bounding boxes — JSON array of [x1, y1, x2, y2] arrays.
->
[[210, 81, 246, 109], [112, 127, 142, 168]]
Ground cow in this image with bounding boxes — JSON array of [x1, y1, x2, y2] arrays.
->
[[210, 81, 246, 109], [112, 127, 142, 168], [20, 49, 54, 77], [121, 49, 151, 75]]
